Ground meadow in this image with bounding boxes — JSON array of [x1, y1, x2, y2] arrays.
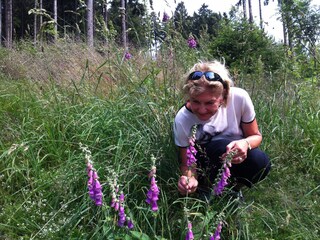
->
[[0, 41, 319, 239]]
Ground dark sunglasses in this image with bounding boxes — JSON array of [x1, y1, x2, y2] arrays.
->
[[188, 71, 223, 83]]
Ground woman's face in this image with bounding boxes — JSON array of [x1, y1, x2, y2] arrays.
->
[[189, 90, 223, 121]]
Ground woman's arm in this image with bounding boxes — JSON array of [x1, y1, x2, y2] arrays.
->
[[222, 119, 262, 164]]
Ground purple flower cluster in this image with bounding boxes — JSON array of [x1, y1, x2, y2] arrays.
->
[[111, 191, 134, 229], [209, 222, 223, 240], [213, 162, 231, 195], [146, 176, 160, 211], [187, 37, 197, 49], [162, 12, 170, 22], [187, 138, 197, 167], [87, 163, 103, 206], [125, 52, 132, 60], [185, 221, 194, 240]]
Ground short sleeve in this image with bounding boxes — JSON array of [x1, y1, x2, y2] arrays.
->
[[241, 90, 256, 123], [173, 119, 190, 147]]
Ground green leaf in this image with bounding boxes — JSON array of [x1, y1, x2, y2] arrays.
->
[[130, 231, 151, 240]]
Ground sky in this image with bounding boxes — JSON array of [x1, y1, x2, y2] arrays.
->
[[150, 0, 320, 42]]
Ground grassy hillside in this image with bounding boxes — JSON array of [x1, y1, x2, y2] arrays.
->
[[0, 42, 319, 239]]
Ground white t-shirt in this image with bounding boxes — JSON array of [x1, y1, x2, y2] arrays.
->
[[173, 87, 256, 147]]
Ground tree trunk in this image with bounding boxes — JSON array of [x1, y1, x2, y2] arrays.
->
[[121, 0, 127, 50], [87, 0, 94, 48], [39, 0, 42, 29], [0, 0, 3, 46], [242, 0, 247, 20], [258, 0, 263, 29], [5, 0, 12, 48], [103, 0, 108, 26], [248, 0, 253, 24], [102, 0, 108, 45], [53, 0, 57, 41], [34, 0, 38, 44]]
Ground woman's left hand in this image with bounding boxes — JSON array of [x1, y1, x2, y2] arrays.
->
[[222, 139, 249, 164]]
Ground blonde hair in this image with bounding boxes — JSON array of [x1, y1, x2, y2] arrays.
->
[[183, 60, 233, 105]]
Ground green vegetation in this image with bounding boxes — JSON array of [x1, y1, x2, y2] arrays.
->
[[0, 28, 319, 239]]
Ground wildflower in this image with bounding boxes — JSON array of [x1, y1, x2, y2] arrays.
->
[[185, 221, 194, 240], [124, 51, 132, 60], [118, 205, 126, 227], [80, 144, 103, 206], [162, 12, 170, 22], [187, 125, 197, 168], [210, 222, 223, 240], [88, 169, 95, 200], [93, 171, 103, 206], [146, 176, 160, 211], [213, 151, 235, 195], [186, 145, 197, 167], [187, 37, 197, 49], [213, 163, 231, 195], [127, 218, 134, 229]]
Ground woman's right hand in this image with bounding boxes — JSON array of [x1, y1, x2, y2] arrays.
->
[[178, 175, 198, 195]]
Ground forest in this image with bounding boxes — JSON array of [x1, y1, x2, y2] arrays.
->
[[0, 0, 319, 239]]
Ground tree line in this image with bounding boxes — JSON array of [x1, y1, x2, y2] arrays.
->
[[0, 0, 319, 55]]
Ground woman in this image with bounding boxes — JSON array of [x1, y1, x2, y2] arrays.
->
[[173, 60, 271, 196]]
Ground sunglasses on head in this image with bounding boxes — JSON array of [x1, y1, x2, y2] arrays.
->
[[188, 71, 223, 83]]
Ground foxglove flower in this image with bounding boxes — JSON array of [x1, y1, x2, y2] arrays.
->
[[118, 205, 126, 227], [162, 12, 170, 22], [186, 145, 197, 167], [88, 169, 95, 200], [127, 218, 134, 229], [187, 125, 197, 168], [210, 222, 223, 240], [81, 144, 103, 206], [214, 163, 231, 195], [125, 52, 132, 60], [185, 221, 194, 240], [146, 176, 160, 211], [93, 172, 103, 206], [187, 37, 197, 49]]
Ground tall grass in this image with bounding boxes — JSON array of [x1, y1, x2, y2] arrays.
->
[[0, 41, 319, 239]]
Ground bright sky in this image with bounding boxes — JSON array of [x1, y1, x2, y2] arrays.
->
[[151, 0, 320, 42]]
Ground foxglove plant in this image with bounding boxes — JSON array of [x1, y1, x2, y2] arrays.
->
[[213, 152, 234, 196], [162, 12, 170, 22], [213, 162, 231, 196], [80, 143, 103, 206], [187, 36, 197, 49], [186, 125, 198, 175], [146, 155, 160, 212]]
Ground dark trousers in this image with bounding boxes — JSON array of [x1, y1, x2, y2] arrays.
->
[[196, 139, 271, 189]]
